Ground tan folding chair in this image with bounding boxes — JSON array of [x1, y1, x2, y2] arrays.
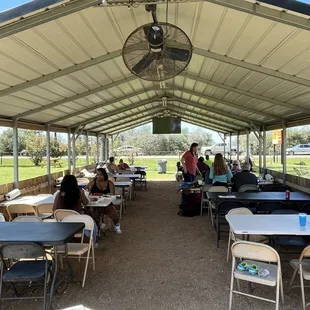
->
[[289, 245, 310, 310], [200, 184, 212, 216], [37, 194, 53, 197], [238, 184, 259, 192], [54, 209, 80, 222], [13, 216, 42, 222], [36, 203, 54, 220], [229, 241, 284, 310], [6, 204, 37, 221], [226, 208, 268, 262], [56, 214, 95, 287], [208, 186, 228, 226]]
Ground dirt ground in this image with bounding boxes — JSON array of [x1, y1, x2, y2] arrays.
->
[[4, 181, 307, 310]]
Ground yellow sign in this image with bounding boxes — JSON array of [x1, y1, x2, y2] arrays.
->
[[272, 130, 282, 145]]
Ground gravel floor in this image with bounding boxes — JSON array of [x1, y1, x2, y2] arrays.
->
[[4, 181, 307, 309]]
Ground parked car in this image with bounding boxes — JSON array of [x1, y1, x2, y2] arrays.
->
[[286, 144, 310, 155], [19, 150, 28, 156], [202, 143, 238, 156]]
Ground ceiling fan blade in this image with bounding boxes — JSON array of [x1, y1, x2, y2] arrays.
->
[[132, 53, 156, 75], [165, 47, 191, 62]]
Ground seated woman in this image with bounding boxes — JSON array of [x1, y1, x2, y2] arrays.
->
[[118, 159, 130, 170], [209, 153, 233, 187], [53, 175, 101, 244], [197, 156, 209, 180], [86, 168, 122, 235]]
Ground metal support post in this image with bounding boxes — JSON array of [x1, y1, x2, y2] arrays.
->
[[236, 132, 240, 161], [229, 133, 232, 162], [46, 126, 51, 193], [258, 128, 262, 174], [86, 131, 89, 168], [12, 121, 19, 189], [96, 133, 100, 164], [263, 127, 267, 177], [246, 130, 250, 162], [67, 128, 71, 174], [282, 122, 287, 185]]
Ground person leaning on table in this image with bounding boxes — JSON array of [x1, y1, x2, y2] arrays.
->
[[86, 168, 122, 235]]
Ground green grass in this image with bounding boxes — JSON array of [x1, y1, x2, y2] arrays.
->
[[0, 157, 88, 185], [1, 155, 309, 185]]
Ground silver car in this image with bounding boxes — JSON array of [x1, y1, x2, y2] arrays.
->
[[286, 144, 310, 155]]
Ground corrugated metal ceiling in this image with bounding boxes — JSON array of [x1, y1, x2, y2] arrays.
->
[[0, 0, 310, 135]]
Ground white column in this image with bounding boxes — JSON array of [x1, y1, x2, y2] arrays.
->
[[12, 120, 19, 189], [263, 127, 266, 177], [46, 126, 51, 192], [258, 129, 262, 174], [111, 135, 114, 156], [229, 133, 232, 162], [282, 123, 287, 185], [223, 134, 226, 157], [86, 131, 89, 168], [96, 133, 100, 163], [246, 130, 250, 163], [106, 137, 110, 159], [67, 128, 71, 174], [72, 132, 76, 175], [236, 132, 240, 161]]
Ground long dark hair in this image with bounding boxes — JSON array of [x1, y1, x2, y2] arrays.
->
[[189, 143, 198, 155], [60, 175, 80, 209], [97, 168, 108, 181]]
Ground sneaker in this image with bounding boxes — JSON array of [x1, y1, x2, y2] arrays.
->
[[100, 223, 106, 230], [114, 224, 122, 235]]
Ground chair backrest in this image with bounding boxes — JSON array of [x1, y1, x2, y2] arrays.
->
[[62, 214, 94, 236], [6, 204, 37, 221], [238, 184, 259, 192], [301, 203, 310, 215], [53, 190, 60, 197], [218, 201, 244, 213], [257, 201, 284, 214], [77, 178, 90, 184], [54, 209, 80, 221], [134, 171, 146, 176], [300, 245, 310, 261], [202, 184, 212, 193], [13, 216, 42, 222], [231, 241, 280, 263], [208, 186, 228, 193], [37, 194, 53, 197], [227, 207, 253, 215], [0, 242, 46, 260], [271, 209, 298, 214], [37, 203, 53, 215]]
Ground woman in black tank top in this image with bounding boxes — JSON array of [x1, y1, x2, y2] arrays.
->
[[86, 168, 122, 235]]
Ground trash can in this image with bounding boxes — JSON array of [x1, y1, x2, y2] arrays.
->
[[157, 159, 167, 174]]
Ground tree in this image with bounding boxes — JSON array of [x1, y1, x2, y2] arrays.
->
[[50, 137, 66, 158], [25, 132, 46, 166], [0, 128, 26, 155]]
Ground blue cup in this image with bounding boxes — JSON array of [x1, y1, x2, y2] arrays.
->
[[299, 213, 307, 227]]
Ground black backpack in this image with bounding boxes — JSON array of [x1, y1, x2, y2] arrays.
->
[[178, 203, 200, 217]]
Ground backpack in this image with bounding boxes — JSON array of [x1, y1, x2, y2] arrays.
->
[[178, 202, 200, 217]]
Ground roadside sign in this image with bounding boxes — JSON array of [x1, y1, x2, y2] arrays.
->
[[272, 130, 282, 145]]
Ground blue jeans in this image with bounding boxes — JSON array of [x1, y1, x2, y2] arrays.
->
[[183, 172, 195, 182]]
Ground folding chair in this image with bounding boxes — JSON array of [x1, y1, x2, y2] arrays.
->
[[257, 201, 284, 214], [200, 184, 212, 215], [13, 216, 42, 222], [238, 184, 259, 192], [56, 215, 95, 287], [54, 209, 80, 222], [36, 203, 54, 220], [134, 171, 147, 191], [226, 208, 268, 262], [289, 245, 310, 310], [208, 186, 228, 226], [0, 242, 54, 310], [229, 241, 284, 310], [6, 204, 37, 221]]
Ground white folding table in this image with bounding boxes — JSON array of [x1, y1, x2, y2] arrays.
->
[[226, 214, 310, 235], [0, 195, 54, 207]]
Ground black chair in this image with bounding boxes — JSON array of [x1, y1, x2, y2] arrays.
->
[[0, 242, 54, 310], [271, 209, 307, 249], [256, 201, 284, 214], [262, 184, 288, 192], [216, 201, 244, 248], [134, 171, 147, 191], [301, 203, 310, 214]]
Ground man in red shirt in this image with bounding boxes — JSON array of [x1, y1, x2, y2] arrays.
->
[[181, 143, 199, 182]]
